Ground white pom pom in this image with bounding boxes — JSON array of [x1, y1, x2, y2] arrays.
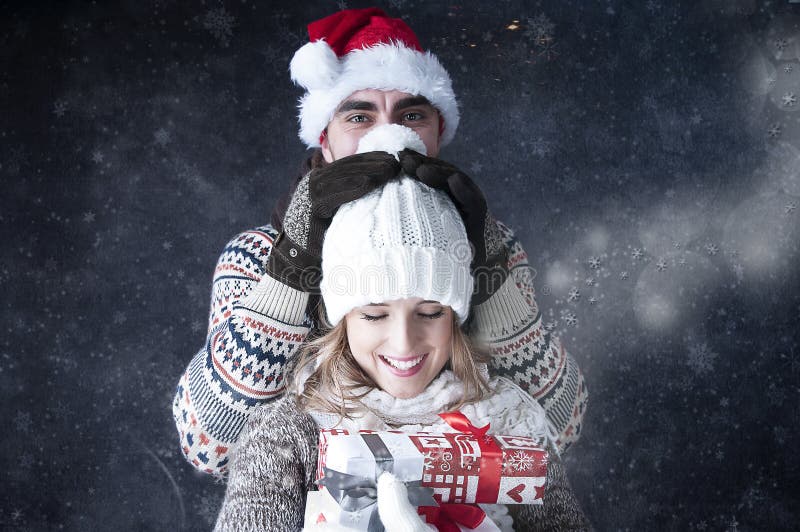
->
[[290, 40, 341, 90], [356, 124, 427, 160]]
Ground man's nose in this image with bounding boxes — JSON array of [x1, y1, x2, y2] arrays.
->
[[376, 112, 400, 126]]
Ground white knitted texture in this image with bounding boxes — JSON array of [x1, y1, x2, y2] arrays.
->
[[321, 177, 473, 326]]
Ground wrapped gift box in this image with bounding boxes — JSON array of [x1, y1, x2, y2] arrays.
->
[[315, 425, 548, 506]]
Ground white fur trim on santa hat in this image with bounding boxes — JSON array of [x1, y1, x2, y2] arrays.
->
[[355, 123, 427, 159], [292, 42, 460, 148], [289, 39, 341, 91]]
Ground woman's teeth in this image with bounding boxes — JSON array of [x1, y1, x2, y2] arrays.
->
[[382, 354, 425, 370]]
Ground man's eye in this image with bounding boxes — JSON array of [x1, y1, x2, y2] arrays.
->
[[403, 112, 423, 121], [348, 114, 369, 123], [360, 313, 386, 321]]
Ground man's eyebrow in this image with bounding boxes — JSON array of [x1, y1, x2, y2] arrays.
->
[[335, 100, 377, 114], [392, 96, 434, 112]]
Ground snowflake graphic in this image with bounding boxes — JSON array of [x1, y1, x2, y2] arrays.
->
[[784, 64, 793, 74], [655, 258, 668, 272], [562, 311, 578, 326], [781, 92, 797, 107], [567, 287, 581, 302], [19, 452, 34, 469], [619, 271, 629, 280], [198, 494, 221, 525], [587, 256, 602, 270], [767, 123, 782, 138], [687, 342, 717, 374], [504, 450, 537, 473], [525, 13, 555, 42], [203, 7, 236, 47], [53, 99, 68, 117], [631, 248, 644, 261], [785, 201, 797, 215], [704, 243, 719, 256], [646, 0, 661, 12], [154, 128, 171, 147], [530, 137, 552, 157], [14, 410, 32, 432], [775, 39, 788, 51]]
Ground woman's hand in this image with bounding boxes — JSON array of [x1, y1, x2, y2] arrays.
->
[[377, 471, 432, 532]]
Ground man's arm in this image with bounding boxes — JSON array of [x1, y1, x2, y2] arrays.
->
[[172, 225, 313, 476], [470, 219, 589, 454]]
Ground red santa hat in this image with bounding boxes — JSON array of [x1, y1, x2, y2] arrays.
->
[[289, 8, 460, 149]]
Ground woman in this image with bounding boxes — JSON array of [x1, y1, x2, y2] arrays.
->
[[213, 171, 588, 531]]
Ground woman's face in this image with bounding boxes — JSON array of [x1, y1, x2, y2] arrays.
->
[[344, 297, 453, 399]]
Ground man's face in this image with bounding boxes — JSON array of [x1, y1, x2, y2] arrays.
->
[[321, 89, 442, 162]]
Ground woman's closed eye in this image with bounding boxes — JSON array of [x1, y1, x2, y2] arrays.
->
[[359, 313, 386, 321], [420, 310, 444, 320], [359, 310, 445, 322]]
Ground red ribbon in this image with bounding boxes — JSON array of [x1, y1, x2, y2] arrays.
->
[[418, 503, 486, 532], [438, 411, 503, 504]]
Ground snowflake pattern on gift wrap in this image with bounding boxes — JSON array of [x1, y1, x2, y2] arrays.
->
[[503, 450, 537, 473]]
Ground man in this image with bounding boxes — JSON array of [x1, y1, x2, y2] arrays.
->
[[172, 7, 588, 477]]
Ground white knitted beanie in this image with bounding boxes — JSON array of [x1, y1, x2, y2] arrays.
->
[[320, 128, 473, 326]]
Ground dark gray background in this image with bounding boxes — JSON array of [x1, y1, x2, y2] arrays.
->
[[2, 0, 799, 530]]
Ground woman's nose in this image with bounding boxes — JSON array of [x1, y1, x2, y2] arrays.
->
[[386, 317, 416, 356]]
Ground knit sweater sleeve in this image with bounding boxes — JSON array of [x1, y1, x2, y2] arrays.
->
[[172, 225, 313, 476], [508, 446, 590, 531], [214, 395, 319, 532], [469, 219, 589, 454]]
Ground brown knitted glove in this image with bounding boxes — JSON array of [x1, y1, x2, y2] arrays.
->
[[267, 151, 402, 293]]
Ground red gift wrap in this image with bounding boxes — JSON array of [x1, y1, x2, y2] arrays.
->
[[316, 412, 548, 506]]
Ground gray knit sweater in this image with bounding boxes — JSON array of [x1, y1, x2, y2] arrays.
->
[[213, 393, 589, 531]]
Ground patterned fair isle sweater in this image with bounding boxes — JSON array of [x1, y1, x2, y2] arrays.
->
[[173, 221, 589, 476], [213, 370, 590, 532]]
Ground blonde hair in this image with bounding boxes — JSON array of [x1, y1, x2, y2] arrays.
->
[[291, 304, 490, 419]]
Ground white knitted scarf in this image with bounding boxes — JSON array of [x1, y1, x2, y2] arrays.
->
[[307, 367, 557, 449]]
